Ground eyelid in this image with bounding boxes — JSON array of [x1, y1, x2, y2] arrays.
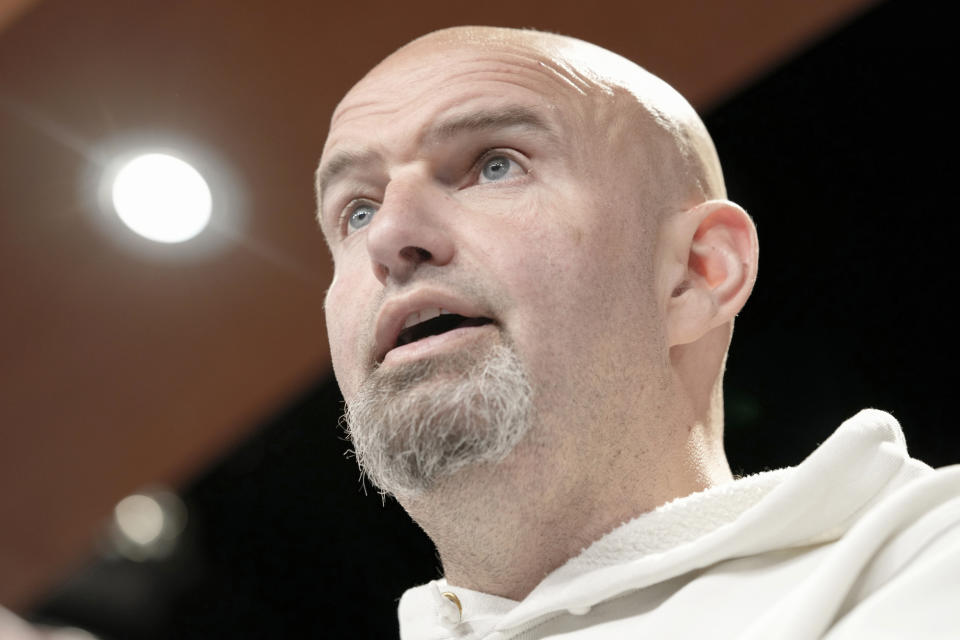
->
[[338, 197, 379, 237], [469, 147, 528, 185]]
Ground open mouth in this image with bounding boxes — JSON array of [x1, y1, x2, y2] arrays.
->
[[395, 311, 493, 349]]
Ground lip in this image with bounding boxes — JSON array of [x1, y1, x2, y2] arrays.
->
[[373, 288, 494, 365]]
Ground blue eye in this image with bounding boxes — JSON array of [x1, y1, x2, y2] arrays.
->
[[347, 202, 377, 233], [480, 155, 513, 182]]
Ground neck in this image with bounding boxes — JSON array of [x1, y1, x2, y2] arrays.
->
[[398, 416, 730, 600]]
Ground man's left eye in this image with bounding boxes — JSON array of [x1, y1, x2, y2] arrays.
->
[[479, 155, 515, 182]]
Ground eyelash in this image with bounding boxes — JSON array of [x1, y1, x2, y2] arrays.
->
[[470, 148, 525, 184], [336, 147, 527, 237]]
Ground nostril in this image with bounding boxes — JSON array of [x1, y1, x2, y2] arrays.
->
[[399, 246, 432, 263]]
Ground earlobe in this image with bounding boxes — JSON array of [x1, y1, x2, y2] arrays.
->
[[666, 200, 758, 347]]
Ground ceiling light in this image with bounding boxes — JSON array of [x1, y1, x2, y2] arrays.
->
[[111, 153, 212, 243]]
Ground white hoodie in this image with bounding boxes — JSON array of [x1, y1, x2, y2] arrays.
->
[[398, 410, 960, 639]]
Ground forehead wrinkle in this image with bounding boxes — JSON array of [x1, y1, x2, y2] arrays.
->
[[450, 53, 598, 106], [422, 106, 557, 147], [330, 86, 429, 131], [317, 148, 372, 194], [347, 48, 590, 115]]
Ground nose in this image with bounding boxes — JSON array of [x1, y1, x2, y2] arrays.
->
[[365, 176, 455, 285]]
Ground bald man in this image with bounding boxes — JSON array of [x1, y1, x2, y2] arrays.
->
[[316, 27, 960, 639]]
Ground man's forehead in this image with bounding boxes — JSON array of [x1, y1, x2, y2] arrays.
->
[[320, 34, 591, 166], [363, 26, 566, 78], [323, 26, 683, 148]]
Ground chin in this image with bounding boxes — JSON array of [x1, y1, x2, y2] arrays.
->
[[342, 340, 535, 497]]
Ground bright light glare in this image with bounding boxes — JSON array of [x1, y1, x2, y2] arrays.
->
[[111, 153, 212, 243], [114, 494, 165, 546]]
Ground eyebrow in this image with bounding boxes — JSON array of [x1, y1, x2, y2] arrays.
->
[[316, 106, 553, 213], [315, 148, 378, 213], [423, 106, 553, 145]]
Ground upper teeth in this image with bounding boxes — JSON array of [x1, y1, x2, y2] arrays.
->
[[402, 307, 452, 329]]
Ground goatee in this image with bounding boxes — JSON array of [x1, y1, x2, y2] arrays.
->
[[343, 339, 534, 498]]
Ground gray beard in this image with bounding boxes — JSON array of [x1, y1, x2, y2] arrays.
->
[[343, 340, 534, 499]]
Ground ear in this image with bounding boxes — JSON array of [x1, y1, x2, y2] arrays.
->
[[665, 200, 758, 347]]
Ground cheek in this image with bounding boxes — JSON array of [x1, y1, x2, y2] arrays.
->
[[480, 190, 600, 333], [323, 286, 353, 390], [492, 186, 659, 363], [323, 267, 371, 400]]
